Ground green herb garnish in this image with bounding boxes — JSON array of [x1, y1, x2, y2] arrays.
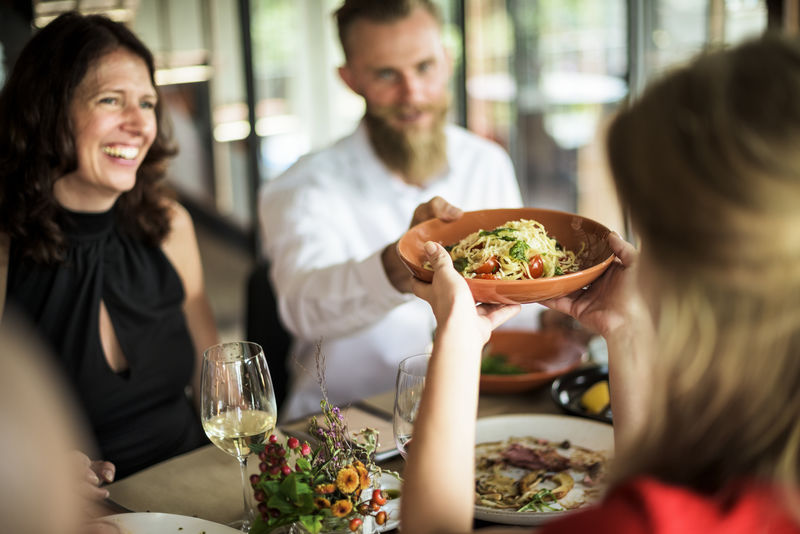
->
[[509, 240, 530, 262], [517, 489, 559, 512], [453, 257, 469, 272]]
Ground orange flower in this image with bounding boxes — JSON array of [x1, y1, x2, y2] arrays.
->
[[331, 499, 353, 517], [355, 463, 370, 490], [314, 497, 331, 509], [336, 466, 359, 494], [314, 483, 336, 494]]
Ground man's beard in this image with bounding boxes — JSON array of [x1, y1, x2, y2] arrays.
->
[[364, 99, 449, 186]]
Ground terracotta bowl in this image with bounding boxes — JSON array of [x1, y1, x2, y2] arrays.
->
[[397, 207, 615, 304], [480, 330, 586, 394]]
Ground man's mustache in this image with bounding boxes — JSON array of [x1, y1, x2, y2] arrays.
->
[[368, 102, 445, 119]]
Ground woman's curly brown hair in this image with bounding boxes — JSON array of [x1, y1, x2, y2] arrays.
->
[[0, 11, 176, 263]]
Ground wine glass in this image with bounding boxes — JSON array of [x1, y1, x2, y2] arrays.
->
[[201, 341, 277, 532], [393, 353, 430, 459]]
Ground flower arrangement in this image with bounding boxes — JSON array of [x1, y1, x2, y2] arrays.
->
[[248, 400, 399, 534]]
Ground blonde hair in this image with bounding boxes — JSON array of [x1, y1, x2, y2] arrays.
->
[[607, 33, 800, 507]]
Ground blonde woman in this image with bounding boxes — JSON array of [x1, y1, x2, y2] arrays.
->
[[402, 33, 800, 533]]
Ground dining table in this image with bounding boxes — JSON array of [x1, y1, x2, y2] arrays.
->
[[103, 383, 568, 531]]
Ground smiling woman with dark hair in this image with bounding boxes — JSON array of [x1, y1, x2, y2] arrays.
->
[[0, 11, 218, 489]]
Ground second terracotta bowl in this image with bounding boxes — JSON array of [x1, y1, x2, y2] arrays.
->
[[480, 330, 587, 394]]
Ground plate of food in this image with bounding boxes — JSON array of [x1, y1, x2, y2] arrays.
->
[[551, 365, 613, 424], [474, 414, 613, 526], [479, 330, 587, 394], [397, 208, 615, 304], [101, 512, 240, 533]]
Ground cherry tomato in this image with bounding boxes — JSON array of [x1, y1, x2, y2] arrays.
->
[[526, 255, 544, 279], [474, 256, 499, 274], [475, 273, 500, 280], [371, 489, 387, 506]]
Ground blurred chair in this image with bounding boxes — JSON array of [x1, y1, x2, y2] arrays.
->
[[245, 262, 292, 411]]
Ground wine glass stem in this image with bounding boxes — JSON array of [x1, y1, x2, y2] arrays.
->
[[238, 456, 253, 531]]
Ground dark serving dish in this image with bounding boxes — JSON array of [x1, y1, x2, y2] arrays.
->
[[550, 364, 613, 424]]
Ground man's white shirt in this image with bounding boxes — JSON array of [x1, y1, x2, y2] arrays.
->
[[259, 121, 523, 420]]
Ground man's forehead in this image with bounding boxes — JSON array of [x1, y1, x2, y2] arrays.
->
[[345, 8, 444, 68]]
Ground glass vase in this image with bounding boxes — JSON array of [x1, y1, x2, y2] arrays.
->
[[268, 515, 375, 534]]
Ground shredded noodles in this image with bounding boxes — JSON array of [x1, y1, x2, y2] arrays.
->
[[446, 219, 581, 280]]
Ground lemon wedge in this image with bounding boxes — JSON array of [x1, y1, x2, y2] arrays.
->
[[580, 380, 610, 414]]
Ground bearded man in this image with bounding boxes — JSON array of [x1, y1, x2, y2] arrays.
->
[[259, 0, 522, 420]]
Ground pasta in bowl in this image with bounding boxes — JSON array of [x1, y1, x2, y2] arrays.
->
[[397, 208, 615, 304]]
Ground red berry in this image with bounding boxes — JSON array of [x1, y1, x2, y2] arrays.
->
[[371, 489, 387, 506], [281, 465, 292, 476], [357, 502, 369, 515], [249, 474, 261, 486], [269, 456, 280, 466], [348, 518, 362, 532], [277, 447, 287, 457], [254, 490, 266, 502], [269, 434, 278, 444], [295, 464, 303, 472], [269, 465, 281, 476], [301, 443, 311, 456], [258, 462, 268, 473], [369, 502, 380, 512], [376, 511, 387, 526], [258, 451, 267, 461], [257, 503, 268, 513], [270, 508, 281, 518], [287, 437, 300, 449]]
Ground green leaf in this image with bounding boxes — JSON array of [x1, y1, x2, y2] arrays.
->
[[248, 517, 271, 534], [267, 494, 295, 514], [263, 480, 281, 494], [301, 515, 324, 534], [509, 240, 530, 262], [249, 442, 267, 454], [555, 265, 563, 275], [280, 474, 313, 501], [295, 457, 312, 471], [452, 257, 468, 272]]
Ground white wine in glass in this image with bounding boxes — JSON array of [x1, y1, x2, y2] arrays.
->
[[201, 341, 277, 532], [393, 353, 429, 460]]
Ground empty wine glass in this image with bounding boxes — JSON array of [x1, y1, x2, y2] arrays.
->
[[393, 353, 430, 460], [201, 342, 277, 532]]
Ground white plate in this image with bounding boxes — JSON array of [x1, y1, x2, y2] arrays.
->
[[102, 512, 240, 534], [474, 414, 614, 527]]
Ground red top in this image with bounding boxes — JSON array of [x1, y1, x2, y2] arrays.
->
[[539, 477, 799, 534]]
